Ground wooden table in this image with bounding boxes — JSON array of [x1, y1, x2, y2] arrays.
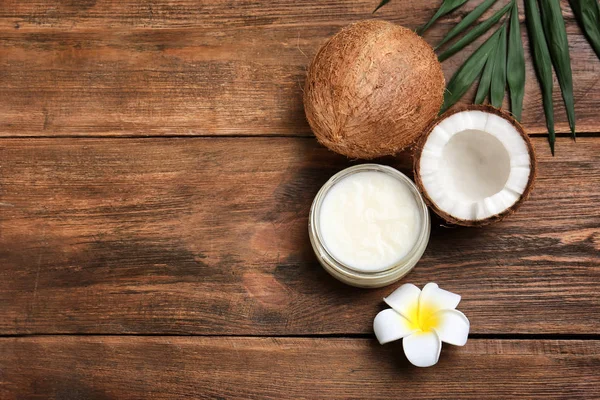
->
[[1, 1, 599, 398]]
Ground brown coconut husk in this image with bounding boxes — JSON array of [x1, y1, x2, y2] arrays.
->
[[304, 20, 445, 159], [412, 105, 537, 227]]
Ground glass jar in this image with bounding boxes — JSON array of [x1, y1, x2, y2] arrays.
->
[[309, 164, 431, 288]]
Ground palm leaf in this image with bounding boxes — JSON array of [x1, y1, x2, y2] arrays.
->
[[436, 0, 499, 50], [438, 2, 512, 61], [524, 0, 556, 154], [441, 27, 503, 113], [507, 1, 526, 120], [539, 0, 576, 139], [418, 0, 469, 35], [475, 33, 499, 104], [373, 0, 391, 13], [569, 0, 600, 60], [490, 24, 508, 108]]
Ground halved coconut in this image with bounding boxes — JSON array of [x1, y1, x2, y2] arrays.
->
[[414, 105, 536, 226]]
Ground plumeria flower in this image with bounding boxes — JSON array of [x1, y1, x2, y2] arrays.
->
[[373, 283, 469, 367]]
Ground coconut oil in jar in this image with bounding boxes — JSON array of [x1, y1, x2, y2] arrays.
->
[[309, 164, 430, 288]]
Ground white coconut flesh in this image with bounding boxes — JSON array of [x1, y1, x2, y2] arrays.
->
[[419, 110, 532, 221]]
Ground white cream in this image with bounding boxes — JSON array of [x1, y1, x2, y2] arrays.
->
[[318, 170, 422, 273]]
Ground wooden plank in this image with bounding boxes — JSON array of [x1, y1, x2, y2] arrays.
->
[[1, 337, 599, 399], [0, 137, 598, 335], [1, 0, 599, 136]]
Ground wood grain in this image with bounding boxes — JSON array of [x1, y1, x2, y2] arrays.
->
[[1, 2, 598, 398], [1, 336, 599, 399], [1, 0, 599, 136], [0, 137, 598, 335]]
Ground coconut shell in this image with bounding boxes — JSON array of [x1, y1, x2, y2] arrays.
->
[[413, 105, 537, 227], [304, 20, 444, 159]]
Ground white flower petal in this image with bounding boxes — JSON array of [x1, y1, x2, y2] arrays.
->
[[402, 331, 442, 368], [373, 309, 417, 345], [419, 283, 461, 320], [383, 283, 421, 321], [431, 309, 470, 346]]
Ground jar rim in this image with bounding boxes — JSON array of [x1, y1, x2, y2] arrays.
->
[[309, 164, 431, 288]]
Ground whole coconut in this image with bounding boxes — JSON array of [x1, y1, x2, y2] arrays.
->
[[304, 20, 445, 159]]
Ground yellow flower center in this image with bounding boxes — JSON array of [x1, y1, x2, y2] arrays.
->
[[406, 300, 440, 332]]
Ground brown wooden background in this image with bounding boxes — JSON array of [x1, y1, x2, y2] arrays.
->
[[1, 0, 599, 399]]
